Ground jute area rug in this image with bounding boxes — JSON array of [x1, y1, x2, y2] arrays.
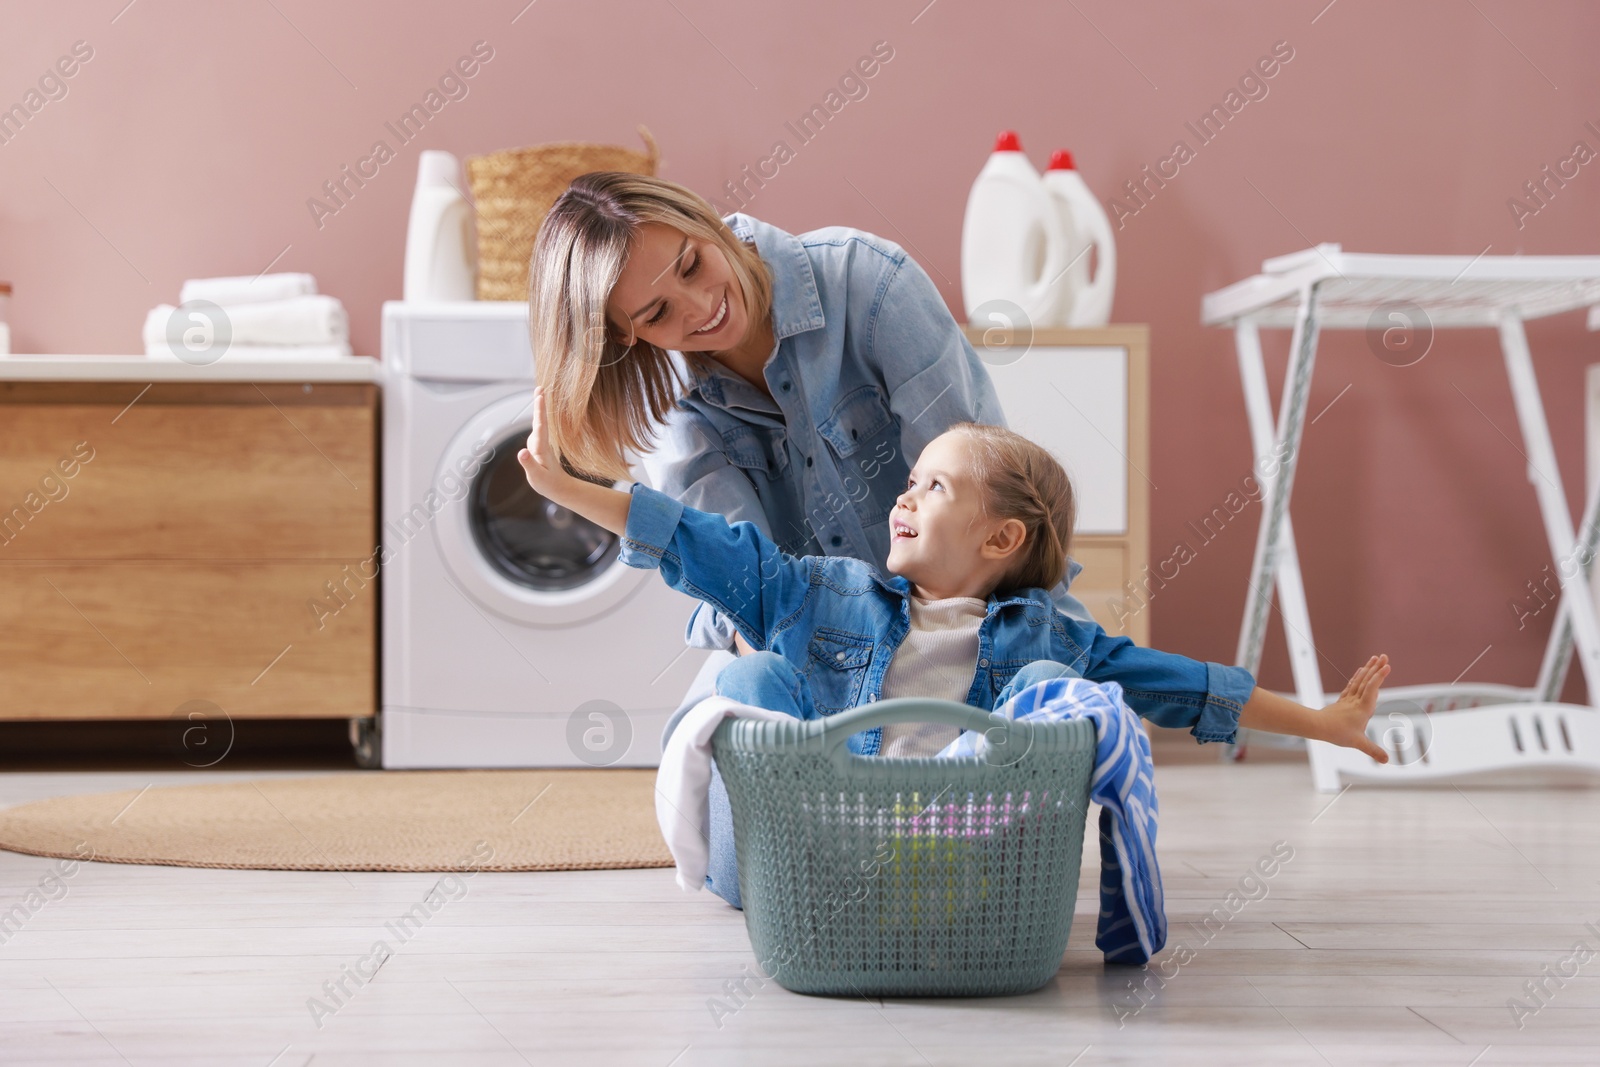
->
[[0, 770, 672, 872]]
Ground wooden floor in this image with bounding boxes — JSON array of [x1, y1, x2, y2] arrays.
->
[[1, 751, 1597, 1065]]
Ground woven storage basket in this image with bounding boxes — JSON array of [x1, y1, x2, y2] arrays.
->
[[465, 125, 659, 300], [713, 698, 1096, 997]]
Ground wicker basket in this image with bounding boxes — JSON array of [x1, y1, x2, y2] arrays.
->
[[465, 125, 659, 301], [713, 698, 1096, 997]]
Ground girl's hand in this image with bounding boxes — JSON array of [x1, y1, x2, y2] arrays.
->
[[1320, 654, 1392, 763], [516, 387, 573, 502]]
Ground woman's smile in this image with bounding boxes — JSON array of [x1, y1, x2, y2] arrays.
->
[[604, 223, 752, 354], [691, 292, 729, 336]]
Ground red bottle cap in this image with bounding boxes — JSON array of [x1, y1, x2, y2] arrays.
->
[[1048, 149, 1077, 171], [993, 130, 1023, 152]]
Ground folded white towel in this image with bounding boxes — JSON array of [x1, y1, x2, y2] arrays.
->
[[144, 341, 353, 361], [180, 272, 317, 306], [220, 295, 347, 346], [143, 304, 202, 355], [654, 696, 791, 892], [144, 297, 347, 350]]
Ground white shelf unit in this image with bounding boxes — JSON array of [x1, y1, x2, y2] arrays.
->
[[1201, 245, 1600, 791]]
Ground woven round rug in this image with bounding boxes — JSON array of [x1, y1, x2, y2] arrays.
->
[[0, 770, 672, 872]]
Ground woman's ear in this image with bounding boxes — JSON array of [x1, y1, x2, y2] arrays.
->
[[594, 307, 636, 349]]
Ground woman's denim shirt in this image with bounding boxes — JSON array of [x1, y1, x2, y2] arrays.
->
[[619, 481, 1258, 755], [638, 212, 1095, 651]]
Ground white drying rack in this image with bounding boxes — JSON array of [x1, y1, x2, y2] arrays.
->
[[1201, 245, 1600, 791]]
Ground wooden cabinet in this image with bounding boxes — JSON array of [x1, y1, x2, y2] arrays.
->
[[0, 378, 378, 721], [962, 325, 1150, 646]]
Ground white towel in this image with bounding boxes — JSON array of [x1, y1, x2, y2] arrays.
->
[[180, 272, 317, 306], [144, 297, 347, 350], [218, 295, 347, 346], [654, 696, 791, 892]]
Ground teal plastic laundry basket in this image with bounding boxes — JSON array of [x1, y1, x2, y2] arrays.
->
[[712, 698, 1097, 997]]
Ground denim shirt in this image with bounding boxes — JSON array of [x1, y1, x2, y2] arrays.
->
[[638, 212, 1094, 651], [619, 481, 1258, 755]]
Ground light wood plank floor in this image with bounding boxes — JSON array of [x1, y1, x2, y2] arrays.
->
[[1, 756, 1597, 1066]]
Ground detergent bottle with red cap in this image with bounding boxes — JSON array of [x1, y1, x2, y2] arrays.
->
[[960, 130, 1070, 329], [1041, 149, 1116, 327]]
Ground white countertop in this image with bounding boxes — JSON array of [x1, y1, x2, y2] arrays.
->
[[0, 354, 382, 382]]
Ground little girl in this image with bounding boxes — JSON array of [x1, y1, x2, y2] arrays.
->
[[517, 386, 1392, 901]]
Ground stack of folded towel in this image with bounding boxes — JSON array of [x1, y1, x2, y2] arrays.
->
[[143, 273, 351, 360]]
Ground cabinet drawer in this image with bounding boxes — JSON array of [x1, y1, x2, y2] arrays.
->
[[1067, 541, 1147, 642], [1069, 540, 1127, 589], [0, 560, 374, 719], [0, 383, 375, 560]]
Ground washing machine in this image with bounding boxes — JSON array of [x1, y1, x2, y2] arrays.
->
[[379, 300, 711, 768]]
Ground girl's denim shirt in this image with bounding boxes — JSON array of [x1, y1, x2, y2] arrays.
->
[[638, 212, 1095, 652], [619, 481, 1258, 756]]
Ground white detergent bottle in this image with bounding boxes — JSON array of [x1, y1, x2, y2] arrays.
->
[[960, 130, 1069, 329], [1042, 149, 1116, 327], [404, 150, 477, 301]]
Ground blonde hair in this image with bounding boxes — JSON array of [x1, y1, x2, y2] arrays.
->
[[528, 172, 774, 483], [948, 422, 1077, 593]]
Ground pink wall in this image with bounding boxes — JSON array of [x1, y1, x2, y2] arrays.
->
[[3, 0, 1599, 701]]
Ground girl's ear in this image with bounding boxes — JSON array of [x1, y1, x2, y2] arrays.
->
[[982, 517, 1028, 560]]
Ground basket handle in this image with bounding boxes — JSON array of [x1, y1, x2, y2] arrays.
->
[[819, 697, 1034, 768]]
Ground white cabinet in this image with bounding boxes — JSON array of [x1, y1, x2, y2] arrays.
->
[[963, 326, 1150, 645]]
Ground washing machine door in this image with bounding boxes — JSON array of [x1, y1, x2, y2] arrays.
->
[[434, 392, 653, 625]]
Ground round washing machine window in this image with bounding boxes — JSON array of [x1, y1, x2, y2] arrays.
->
[[432, 389, 653, 627], [468, 433, 620, 592]]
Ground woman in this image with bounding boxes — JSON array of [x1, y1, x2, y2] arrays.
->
[[528, 172, 1094, 904]]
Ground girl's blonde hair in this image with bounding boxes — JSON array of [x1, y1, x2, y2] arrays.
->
[[948, 422, 1077, 593], [528, 171, 774, 483]]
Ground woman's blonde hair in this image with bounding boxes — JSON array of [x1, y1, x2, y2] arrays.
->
[[948, 422, 1077, 593], [528, 172, 773, 483]]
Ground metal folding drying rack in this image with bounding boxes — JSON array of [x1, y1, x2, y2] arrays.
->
[[1201, 245, 1600, 791]]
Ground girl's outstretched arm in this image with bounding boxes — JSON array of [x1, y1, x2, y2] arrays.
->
[[1239, 654, 1393, 762], [516, 387, 630, 534]]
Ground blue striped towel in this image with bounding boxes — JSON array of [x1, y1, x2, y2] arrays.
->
[[938, 676, 1166, 965]]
